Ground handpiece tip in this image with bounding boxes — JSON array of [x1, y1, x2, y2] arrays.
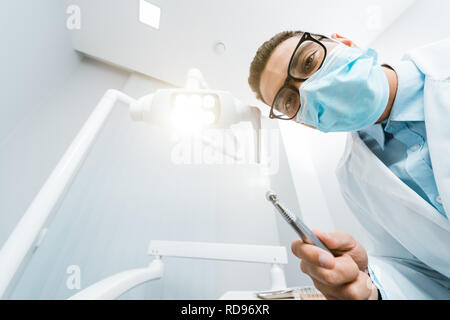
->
[[265, 190, 277, 202]]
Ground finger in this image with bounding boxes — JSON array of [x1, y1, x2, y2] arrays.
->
[[314, 230, 368, 271], [314, 272, 372, 300], [337, 272, 374, 300], [300, 255, 359, 286], [313, 230, 357, 252], [312, 279, 339, 300], [292, 240, 335, 269]]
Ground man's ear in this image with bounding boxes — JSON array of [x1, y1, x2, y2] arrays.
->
[[331, 34, 359, 48]]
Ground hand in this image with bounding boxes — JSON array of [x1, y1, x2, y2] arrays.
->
[[291, 230, 378, 300]]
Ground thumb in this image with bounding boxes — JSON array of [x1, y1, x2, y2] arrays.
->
[[314, 230, 368, 271], [313, 230, 356, 252]]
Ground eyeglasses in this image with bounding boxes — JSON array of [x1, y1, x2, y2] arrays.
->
[[269, 32, 328, 120]]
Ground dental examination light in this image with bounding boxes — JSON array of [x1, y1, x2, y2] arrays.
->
[[130, 69, 260, 130], [0, 69, 261, 298], [130, 69, 262, 161]]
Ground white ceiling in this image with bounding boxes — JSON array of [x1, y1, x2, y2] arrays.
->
[[66, 0, 416, 108]]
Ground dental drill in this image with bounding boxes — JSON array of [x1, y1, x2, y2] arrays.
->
[[265, 191, 331, 254]]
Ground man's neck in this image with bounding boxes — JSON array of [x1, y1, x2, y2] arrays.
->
[[377, 66, 398, 123]]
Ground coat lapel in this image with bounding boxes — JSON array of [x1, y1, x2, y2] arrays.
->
[[347, 132, 450, 229], [423, 79, 450, 218], [341, 132, 450, 277], [406, 38, 450, 218]]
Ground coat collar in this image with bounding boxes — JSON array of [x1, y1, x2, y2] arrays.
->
[[360, 60, 426, 150], [342, 132, 450, 277], [345, 131, 450, 230]]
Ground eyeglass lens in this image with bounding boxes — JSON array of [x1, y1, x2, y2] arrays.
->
[[272, 39, 326, 119]]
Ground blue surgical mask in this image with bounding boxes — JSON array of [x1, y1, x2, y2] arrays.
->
[[297, 44, 389, 132]]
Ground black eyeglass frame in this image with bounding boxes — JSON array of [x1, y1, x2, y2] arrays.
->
[[269, 32, 328, 120]]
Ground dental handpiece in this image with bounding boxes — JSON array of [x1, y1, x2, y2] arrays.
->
[[266, 191, 331, 254]]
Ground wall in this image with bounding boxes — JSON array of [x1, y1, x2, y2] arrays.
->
[[0, 0, 82, 141], [0, 56, 130, 298], [371, 0, 450, 62], [0, 58, 129, 252], [0, 0, 127, 249]]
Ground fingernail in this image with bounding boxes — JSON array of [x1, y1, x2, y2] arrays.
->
[[319, 253, 333, 269]]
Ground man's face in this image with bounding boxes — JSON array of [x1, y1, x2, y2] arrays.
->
[[259, 35, 341, 124]]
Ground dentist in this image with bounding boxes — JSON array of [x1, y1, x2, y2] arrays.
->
[[248, 31, 450, 299]]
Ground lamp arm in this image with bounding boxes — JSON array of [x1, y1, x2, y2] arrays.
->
[[249, 107, 262, 164], [0, 89, 137, 298], [185, 68, 209, 90], [68, 258, 163, 300], [70, 240, 288, 300]]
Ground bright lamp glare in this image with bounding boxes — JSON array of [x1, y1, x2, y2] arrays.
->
[[175, 94, 188, 109], [203, 95, 215, 109], [202, 111, 216, 125], [170, 94, 217, 133], [189, 95, 203, 108]]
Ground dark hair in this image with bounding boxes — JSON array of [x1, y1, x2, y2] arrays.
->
[[248, 30, 328, 104]]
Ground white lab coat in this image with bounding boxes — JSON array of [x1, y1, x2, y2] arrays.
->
[[336, 38, 450, 299]]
